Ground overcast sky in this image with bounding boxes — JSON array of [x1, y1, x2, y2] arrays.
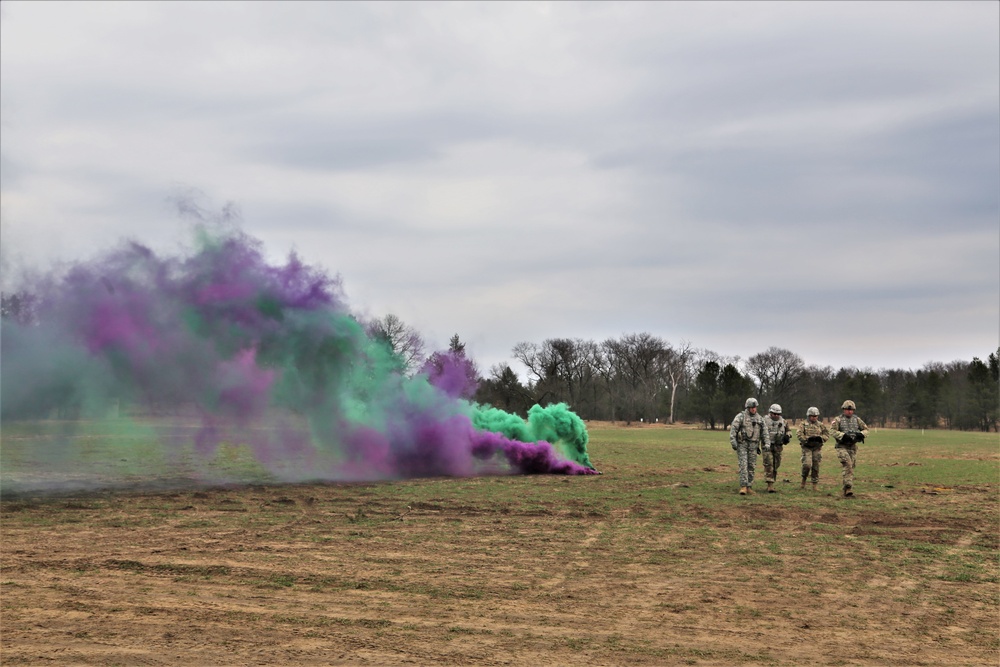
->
[[2, 1, 998, 376]]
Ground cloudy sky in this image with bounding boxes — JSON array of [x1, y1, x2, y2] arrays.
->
[[2, 1, 997, 376]]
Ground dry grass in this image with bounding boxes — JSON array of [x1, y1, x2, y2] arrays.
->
[[1, 425, 997, 665]]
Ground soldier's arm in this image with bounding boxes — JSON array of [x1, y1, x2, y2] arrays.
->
[[830, 417, 844, 442], [820, 424, 830, 442], [729, 414, 742, 447], [797, 425, 808, 444], [858, 418, 869, 437]]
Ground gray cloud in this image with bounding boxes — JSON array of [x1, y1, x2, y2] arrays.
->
[[245, 110, 510, 171], [1, 1, 996, 376]]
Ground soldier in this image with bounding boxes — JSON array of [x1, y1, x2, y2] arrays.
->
[[830, 400, 870, 498], [797, 407, 830, 491], [729, 397, 769, 495], [763, 404, 790, 493]]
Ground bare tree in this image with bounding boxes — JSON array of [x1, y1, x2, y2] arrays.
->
[[604, 332, 669, 423], [660, 340, 693, 424], [548, 338, 593, 408], [589, 340, 617, 421], [366, 313, 426, 374], [745, 347, 805, 407], [512, 341, 543, 385], [573, 338, 604, 418], [599, 337, 627, 421], [511, 339, 587, 406]]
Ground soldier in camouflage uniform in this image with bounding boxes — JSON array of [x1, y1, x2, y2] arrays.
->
[[763, 404, 790, 493], [830, 400, 870, 498], [729, 398, 769, 495], [797, 407, 829, 491]]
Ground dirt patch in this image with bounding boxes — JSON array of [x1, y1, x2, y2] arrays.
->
[[2, 480, 998, 666]]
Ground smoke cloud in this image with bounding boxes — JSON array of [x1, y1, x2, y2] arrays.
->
[[0, 225, 596, 494]]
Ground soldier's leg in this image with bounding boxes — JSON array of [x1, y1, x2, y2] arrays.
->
[[746, 446, 758, 487], [737, 445, 750, 488], [763, 449, 776, 483], [800, 446, 811, 481], [847, 447, 857, 489], [812, 448, 822, 483], [837, 447, 854, 488], [773, 445, 783, 477]]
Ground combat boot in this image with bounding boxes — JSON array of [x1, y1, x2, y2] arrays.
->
[[844, 486, 854, 498], [766, 482, 775, 493], [739, 487, 748, 496], [812, 481, 818, 492], [800, 477, 807, 490], [746, 486, 755, 495]]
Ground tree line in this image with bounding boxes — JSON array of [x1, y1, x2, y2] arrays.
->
[[3, 293, 997, 431], [474, 336, 1000, 432], [299, 314, 999, 432]]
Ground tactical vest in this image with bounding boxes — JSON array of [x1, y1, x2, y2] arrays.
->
[[799, 421, 825, 446], [837, 415, 861, 435], [768, 417, 786, 445], [737, 411, 764, 443], [799, 422, 825, 438], [835, 415, 862, 448]]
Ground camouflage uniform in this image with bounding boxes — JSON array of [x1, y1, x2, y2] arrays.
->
[[830, 408, 869, 494], [764, 413, 788, 483], [730, 408, 768, 490], [797, 418, 830, 484]]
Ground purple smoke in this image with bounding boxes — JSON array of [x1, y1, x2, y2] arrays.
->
[[0, 225, 597, 492]]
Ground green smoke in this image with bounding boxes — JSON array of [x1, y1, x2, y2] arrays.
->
[[471, 402, 593, 470], [1, 226, 598, 493]]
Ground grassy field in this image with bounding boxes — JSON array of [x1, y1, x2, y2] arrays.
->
[[1, 423, 998, 666]]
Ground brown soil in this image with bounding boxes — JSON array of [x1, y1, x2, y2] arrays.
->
[[2, 482, 997, 666]]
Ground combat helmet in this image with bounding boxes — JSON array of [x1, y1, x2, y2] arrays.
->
[[806, 407, 820, 417], [745, 398, 759, 408], [841, 400, 856, 410], [769, 404, 782, 415]]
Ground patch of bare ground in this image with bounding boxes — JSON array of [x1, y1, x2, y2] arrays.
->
[[2, 478, 998, 667]]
